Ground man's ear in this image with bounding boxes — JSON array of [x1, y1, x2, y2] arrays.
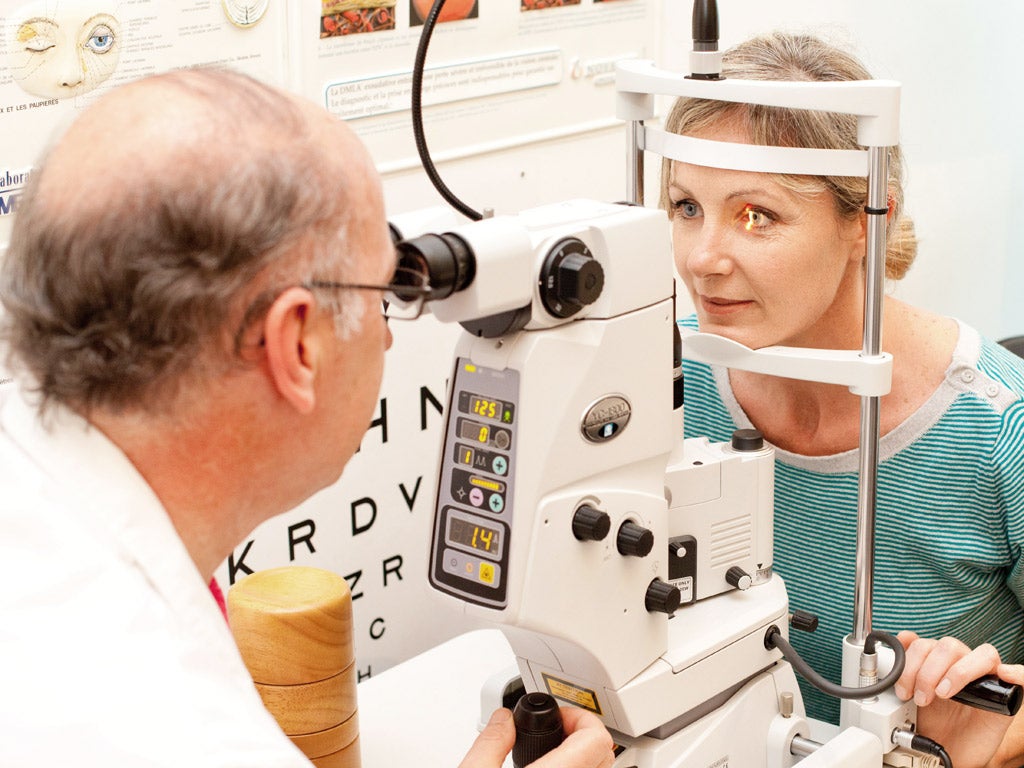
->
[[262, 287, 322, 415]]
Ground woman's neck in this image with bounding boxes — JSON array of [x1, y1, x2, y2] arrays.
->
[[725, 297, 958, 456]]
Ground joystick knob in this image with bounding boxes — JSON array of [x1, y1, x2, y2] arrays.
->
[[617, 520, 654, 558], [512, 692, 564, 768]]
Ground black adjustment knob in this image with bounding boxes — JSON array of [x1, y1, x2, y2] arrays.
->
[[731, 428, 764, 452], [556, 255, 604, 306], [512, 692, 564, 768], [539, 237, 605, 318], [790, 610, 819, 633], [725, 565, 751, 590], [645, 579, 681, 615], [617, 520, 654, 557], [572, 505, 610, 542]]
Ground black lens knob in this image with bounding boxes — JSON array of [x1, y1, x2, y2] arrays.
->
[[617, 520, 654, 558], [512, 692, 564, 768], [539, 237, 605, 318]]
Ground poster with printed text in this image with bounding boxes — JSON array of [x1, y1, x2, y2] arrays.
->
[[0, 0, 288, 247]]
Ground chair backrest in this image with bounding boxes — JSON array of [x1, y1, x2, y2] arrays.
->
[[998, 336, 1024, 360]]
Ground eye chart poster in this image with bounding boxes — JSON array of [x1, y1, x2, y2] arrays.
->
[[0, 0, 660, 677]]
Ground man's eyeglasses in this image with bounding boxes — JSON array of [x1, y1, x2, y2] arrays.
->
[[307, 266, 432, 321]]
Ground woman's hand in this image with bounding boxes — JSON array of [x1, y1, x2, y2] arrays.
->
[[458, 706, 615, 768], [895, 630, 1024, 768]]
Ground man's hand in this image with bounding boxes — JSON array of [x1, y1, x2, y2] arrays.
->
[[895, 630, 1024, 768], [458, 706, 615, 768]]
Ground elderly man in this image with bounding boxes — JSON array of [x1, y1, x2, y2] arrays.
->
[[0, 69, 613, 767]]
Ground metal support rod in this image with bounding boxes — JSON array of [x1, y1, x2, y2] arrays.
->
[[627, 120, 645, 205], [852, 145, 890, 643], [791, 736, 822, 758]]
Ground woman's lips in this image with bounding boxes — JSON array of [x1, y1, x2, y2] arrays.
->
[[699, 295, 753, 315]]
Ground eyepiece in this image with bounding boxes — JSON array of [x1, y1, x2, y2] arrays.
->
[[395, 232, 476, 301]]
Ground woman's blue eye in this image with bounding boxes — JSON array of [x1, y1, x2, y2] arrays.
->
[[674, 200, 700, 218], [85, 26, 115, 53]]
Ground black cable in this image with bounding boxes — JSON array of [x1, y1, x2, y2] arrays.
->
[[766, 627, 906, 699], [909, 734, 953, 768], [411, 0, 482, 221]]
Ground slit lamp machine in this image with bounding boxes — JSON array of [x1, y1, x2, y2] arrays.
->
[[383, 2, 1023, 766]]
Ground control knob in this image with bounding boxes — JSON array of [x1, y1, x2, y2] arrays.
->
[[617, 520, 654, 558], [645, 579, 681, 615], [572, 505, 610, 542]]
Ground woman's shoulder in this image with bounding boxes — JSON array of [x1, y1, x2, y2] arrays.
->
[[946, 320, 1024, 407]]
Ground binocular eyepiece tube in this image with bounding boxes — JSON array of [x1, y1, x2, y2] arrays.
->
[[394, 232, 476, 302]]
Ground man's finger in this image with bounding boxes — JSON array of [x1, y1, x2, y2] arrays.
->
[[458, 708, 515, 768]]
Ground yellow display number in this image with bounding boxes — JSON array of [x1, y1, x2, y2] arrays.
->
[[473, 527, 494, 552]]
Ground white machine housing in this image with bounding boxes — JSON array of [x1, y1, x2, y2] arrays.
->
[[419, 199, 796, 742]]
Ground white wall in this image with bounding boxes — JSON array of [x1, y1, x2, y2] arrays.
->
[[662, 1, 1024, 342]]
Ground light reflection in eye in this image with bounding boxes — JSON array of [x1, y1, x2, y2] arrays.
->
[[742, 205, 769, 232]]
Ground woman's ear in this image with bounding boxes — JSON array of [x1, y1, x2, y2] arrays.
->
[[262, 287, 321, 415]]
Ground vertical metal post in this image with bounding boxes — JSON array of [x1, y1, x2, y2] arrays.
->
[[627, 120, 645, 205], [852, 145, 889, 643]]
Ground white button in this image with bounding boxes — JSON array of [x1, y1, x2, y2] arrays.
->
[[987, 384, 1000, 397], [961, 370, 975, 383]]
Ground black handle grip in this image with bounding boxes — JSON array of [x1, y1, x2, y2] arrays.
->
[[951, 675, 1023, 716], [512, 692, 564, 768]]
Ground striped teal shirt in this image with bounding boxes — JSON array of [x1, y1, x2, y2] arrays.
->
[[680, 315, 1024, 723]]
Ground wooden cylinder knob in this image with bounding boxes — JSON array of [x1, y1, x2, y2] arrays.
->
[[227, 566, 354, 685]]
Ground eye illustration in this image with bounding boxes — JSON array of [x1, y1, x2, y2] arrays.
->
[[8, 2, 122, 100], [84, 24, 115, 53], [18, 21, 56, 52]]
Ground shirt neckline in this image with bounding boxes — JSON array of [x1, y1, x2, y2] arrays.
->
[[710, 319, 977, 473]]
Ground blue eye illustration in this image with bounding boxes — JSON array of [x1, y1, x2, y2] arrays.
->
[[85, 24, 115, 53]]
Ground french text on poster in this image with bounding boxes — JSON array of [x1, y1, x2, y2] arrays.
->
[[325, 48, 562, 120]]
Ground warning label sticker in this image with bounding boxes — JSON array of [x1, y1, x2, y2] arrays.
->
[[542, 673, 602, 715]]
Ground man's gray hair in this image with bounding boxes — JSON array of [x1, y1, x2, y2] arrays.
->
[[0, 68, 362, 415]]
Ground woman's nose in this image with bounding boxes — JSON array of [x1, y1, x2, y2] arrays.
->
[[679, 222, 733, 280]]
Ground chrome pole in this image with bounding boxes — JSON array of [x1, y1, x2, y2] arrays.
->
[[627, 120, 645, 205], [852, 145, 889, 643]]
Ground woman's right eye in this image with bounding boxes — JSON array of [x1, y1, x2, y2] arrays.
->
[[672, 199, 701, 219]]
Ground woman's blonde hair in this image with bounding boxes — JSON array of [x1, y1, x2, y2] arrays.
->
[[659, 32, 916, 280]]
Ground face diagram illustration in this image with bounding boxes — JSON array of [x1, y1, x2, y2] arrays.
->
[[8, 1, 121, 100]]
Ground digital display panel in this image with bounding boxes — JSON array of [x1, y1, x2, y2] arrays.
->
[[458, 418, 490, 444], [456, 418, 511, 450], [458, 391, 515, 424], [447, 514, 502, 556]]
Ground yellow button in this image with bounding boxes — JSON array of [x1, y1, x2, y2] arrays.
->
[[479, 563, 495, 584]]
